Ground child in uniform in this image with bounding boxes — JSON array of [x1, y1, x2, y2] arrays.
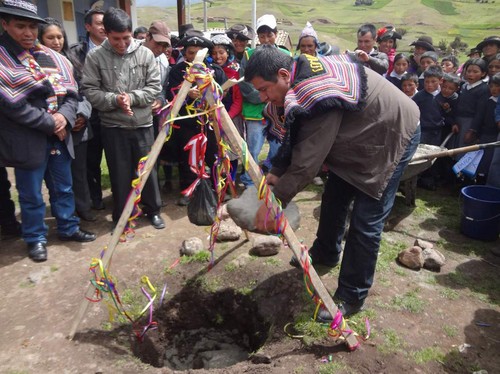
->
[[386, 53, 410, 90], [401, 73, 419, 98]]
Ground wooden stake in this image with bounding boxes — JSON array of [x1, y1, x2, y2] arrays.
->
[[68, 49, 209, 340], [203, 85, 360, 350]]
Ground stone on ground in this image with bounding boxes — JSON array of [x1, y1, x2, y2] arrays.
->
[[398, 246, 424, 269], [422, 247, 446, 271], [226, 186, 300, 232], [414, 238, 434, 250], [250, 234, 282, 256], [180, 237, 204, 256], [216, 219, 242, 242]]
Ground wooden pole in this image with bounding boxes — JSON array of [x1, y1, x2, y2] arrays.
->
[[411, 141, 500, 162], [68, 49, 208, 340], [202, 86, 359, 350]]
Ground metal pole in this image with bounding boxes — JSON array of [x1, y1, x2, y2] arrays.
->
[[251, 0, 256, 48], [203, 0, 207, 32], [177, 0, 185, 30]]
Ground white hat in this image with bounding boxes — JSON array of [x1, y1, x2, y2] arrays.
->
[[257, 14, 277, 31]]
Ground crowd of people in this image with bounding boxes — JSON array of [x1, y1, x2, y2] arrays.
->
[[0, 1, 498, 317]]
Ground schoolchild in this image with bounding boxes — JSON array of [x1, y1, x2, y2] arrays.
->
[[418, 51, 439, 90], [486, 73, 500, 187], [440, 55, 459, 74], [401, 73, 419, 98], [455, 58, 490, 149], [465, 73, 500, 181], [386, 53, 409, 90], [413, 65, 445, 189]]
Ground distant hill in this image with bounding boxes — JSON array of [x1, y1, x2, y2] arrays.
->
[[137, 0, 499, 57], [137, 0, 201, 7]]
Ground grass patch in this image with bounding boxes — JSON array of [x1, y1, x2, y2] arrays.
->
[[379, 328, 406, 354], [440, 288, 459, 300], [443, 324, 458, 337], [50, 265, 59, 272], [391, 288, 425, 313], [224, 262, 238, 272], [179, 250, 210, 264], [377, 239, 407, 272], [421, 0, 458, 15], [318, 361, 354, 374], [412, 346, 445, 364], [264, 258, 281, 267], [185, 275, 222, 293]]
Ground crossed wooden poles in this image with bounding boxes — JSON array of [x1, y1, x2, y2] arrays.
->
[[69, 49, 359, 350]]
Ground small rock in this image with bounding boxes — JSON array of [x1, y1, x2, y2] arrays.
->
[[229, 254, 252, 268], [226, 186, 300, 232], [28, 266, 51, 284], [414, 238, 434, 250], [180, 237, 204, 256], [250, 235, 282, 257], [251, 353, 272, 364], [216, 219, 242, 242], [398, 246, 424, 269], [422, 247, 445, 271]]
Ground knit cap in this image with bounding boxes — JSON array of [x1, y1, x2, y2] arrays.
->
[[298, 22, 318, 46]]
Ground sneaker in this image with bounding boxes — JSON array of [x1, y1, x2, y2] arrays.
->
[[312, 176, 324, 186], [316, 299, 365, 322]]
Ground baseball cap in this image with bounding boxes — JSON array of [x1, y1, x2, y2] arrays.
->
[[256, 14, 277, 32], [148, 20, 171, 44]]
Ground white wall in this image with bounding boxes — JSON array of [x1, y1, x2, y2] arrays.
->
[[47, 0, 78, 45]]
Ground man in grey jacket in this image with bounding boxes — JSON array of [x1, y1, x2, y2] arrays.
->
[[245, 46, 420, 319], [82, 8, 165, 229]]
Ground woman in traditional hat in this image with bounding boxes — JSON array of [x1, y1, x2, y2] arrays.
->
[[376, 25, 401, 76]]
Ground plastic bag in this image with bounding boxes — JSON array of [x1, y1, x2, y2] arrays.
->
[[187, 178, 217, 226]]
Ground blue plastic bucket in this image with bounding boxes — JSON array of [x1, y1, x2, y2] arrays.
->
[[460, 185, 500, 241]]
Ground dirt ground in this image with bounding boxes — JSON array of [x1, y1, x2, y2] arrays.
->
[[0, 169, 499, 374]]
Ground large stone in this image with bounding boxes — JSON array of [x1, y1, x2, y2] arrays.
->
[[216, 219, 242, 242], [226, 186, 300, 232], [398, 246, 424, 269], [422, 247, 446, 271], [180, 237, 204, 256], [249, 234, 282, 257], [414, 238, 434, 250]]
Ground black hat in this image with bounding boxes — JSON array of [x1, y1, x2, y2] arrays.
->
[[376, 25, 402, 43], [409, 36, 435, 51], [0, 0, 46, 23], [226, 24, 255, 41], [467, 48, 481, 57], [476, 36, 500, 51], [177, 30, 213, 49], [179, 23, 194, 39]]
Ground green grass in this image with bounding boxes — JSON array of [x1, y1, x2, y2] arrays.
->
[[179, 250, 210, 264], [318, 361, 355, 374], [443, 324, 458, 337], [264, 258, 281, 267], [412, 346, 445, 364], [421, 0, 458, 15], [391, 288, 425, 313], [379, 328, 406, 354]]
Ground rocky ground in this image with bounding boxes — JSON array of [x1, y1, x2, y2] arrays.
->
[[0, 172, 499, 373]]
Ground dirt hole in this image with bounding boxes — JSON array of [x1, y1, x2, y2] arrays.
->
[[133, 285, 271, 370]]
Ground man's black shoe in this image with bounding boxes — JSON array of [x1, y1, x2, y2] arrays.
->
[[149, 214, 165, 229], [91, 200, 105, 210], [1, 221, 22, 239], [27, 242, 48, 262], [59, 229, 97, 242], [316, 299, 365, 322]]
